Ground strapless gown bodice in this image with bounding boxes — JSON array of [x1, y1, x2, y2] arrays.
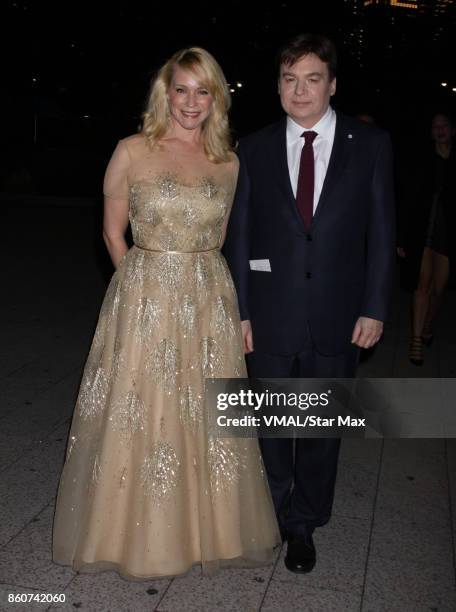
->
[[129, 174, 228, 253]]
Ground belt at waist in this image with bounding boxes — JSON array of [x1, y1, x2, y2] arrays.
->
[[134, 245, 220, 254]]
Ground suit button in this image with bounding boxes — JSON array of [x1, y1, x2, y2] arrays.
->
[[306, 272, 312, 279], [306, 234, 312, 241]]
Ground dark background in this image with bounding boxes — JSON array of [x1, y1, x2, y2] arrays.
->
[[2, 0, 456, 196]]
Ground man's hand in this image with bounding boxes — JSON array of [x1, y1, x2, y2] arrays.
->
[[351, 316, 383, 349], [241, 320, 254, 354]]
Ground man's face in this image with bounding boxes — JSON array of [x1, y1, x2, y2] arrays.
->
[[431, 114, 454, 146], [278, 53, 336, 128]]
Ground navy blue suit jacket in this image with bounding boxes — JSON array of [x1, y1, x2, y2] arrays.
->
[[223, 112, 396, 356]]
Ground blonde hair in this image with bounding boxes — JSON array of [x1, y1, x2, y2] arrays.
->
[[142, 47, 233, 163]]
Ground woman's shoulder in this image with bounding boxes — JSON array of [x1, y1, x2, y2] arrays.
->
[[213, 151, 239, 188], [218, 151, 239, 177], [118, 132, 149, 158], [222, 150, 239, 172]]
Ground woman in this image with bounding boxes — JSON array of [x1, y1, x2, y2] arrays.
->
[[52, 47, 280, 579], [397, 112, 455, 365]]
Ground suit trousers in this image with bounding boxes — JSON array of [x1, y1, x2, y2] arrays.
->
[[247, 329, 359, 539]]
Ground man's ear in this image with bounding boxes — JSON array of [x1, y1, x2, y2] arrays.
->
[[330, 77, 337, 97]]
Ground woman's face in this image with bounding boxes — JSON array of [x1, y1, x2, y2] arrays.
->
[[167, 65, 213, 132], [431, 114, 454, 146]]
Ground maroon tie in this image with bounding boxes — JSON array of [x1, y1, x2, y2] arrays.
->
[[296, 130, 318, 228]]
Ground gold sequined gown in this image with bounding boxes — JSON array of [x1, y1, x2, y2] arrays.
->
[[52, 134, 280, 579]]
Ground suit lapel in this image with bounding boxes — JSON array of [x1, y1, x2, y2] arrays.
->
[[313, 112, 353, 223], [272, 117, 307, 228]]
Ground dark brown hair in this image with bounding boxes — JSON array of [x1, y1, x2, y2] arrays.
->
[[278, 33, 337, 80], [431, 111, 454, 127]]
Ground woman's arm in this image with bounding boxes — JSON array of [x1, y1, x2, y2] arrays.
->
[[102, 141, 131, 268], [103, 195, 129, 268], [220, 156, 240, 246]]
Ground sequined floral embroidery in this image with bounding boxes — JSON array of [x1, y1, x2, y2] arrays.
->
[[213, 256, 234, 290], [139, 442, 180, 505], [123, 252, 146, 292], [180, 385, 203, 430], [212, 296, 236, 337], [92, 454, 102, 484], [199, 176, 218, 199], [182, 201, 198, 227], [131, 222, 148, 246], [129, 183, 141, 218], [91, 318, 106, 352], [157, 230, 178, 252], [179, 295, 198, 336], [156, 253, 183, 293], [200, 337, 224, 378], [127, 297, 161, 344], [207, 437, 245, 494], [110, 337, 126, 380], [157, 173, 179, 200], [194, 254, 212, 295], [78, 366, 109, 420], [110, 390, 146, 442], [100, 278, 121, 321], [145, 339, 181, 390], [194, 230, 212, 251], [142, 199, 160, 225]]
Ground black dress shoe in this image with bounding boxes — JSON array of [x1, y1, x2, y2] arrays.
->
[[284, 534, 316, 574]]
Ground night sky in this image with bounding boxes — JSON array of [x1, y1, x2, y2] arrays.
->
[[2, 0, 456, 194]]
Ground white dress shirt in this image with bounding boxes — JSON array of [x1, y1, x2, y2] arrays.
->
[[286, 106, 336, 212]]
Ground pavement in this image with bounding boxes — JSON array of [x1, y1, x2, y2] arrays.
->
[[0, 202, 455, 611]]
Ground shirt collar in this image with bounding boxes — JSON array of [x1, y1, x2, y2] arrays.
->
[[286, 106, 335, 143]]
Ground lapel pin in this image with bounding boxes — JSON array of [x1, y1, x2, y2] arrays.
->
[[348, 134, 353, 139]]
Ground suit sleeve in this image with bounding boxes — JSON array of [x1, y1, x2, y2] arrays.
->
[[222, 142, 251, 321], [361, 132, 396, 322]]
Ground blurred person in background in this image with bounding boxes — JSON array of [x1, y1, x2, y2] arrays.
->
[[397, 112, 455, 365]]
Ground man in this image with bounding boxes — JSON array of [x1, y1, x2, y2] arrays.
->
[[224, 34, 395, 574]]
